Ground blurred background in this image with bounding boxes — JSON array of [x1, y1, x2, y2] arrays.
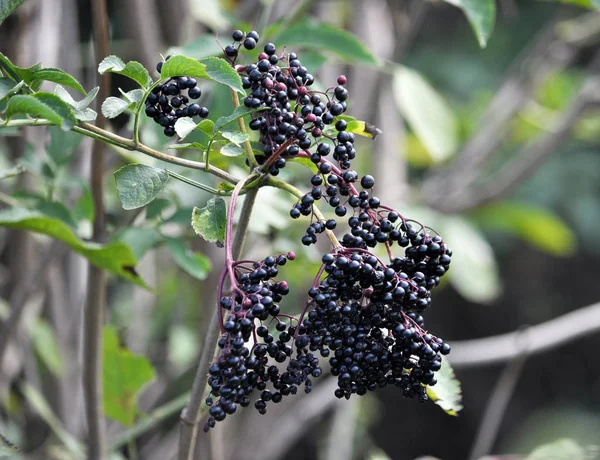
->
[[1, 0, 600, 459]]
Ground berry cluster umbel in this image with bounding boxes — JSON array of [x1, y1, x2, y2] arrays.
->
[[204, 30, 453, 431], [145, 55, 209, 137]]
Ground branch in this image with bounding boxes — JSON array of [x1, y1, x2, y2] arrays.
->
[[448, 301, 600, 368], [84, 0, 110, 457], [433, 73, 600, 213], [178, 184, 261, 460]]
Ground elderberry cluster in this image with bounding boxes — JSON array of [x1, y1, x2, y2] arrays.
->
[[223, 30, 349, 176], [294, 250, 450, 400], [205, 252, 322, 431], [145, 55, 209, 137]]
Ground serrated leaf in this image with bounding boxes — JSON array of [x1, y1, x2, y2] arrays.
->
[[0, 52, 42, 84], [213, 105, 253, 134], [102, 96, 131, 119], [426, 359, 463, 416], [114, 164, 169, 210], [443, 0, 496, 47], [272, 19, 378, 65], [165, 237, 211, 280], [393, 66, 458, 163], [103, 326, 155, 426], [98, 56, 152, 88], [30, 318, 63, 375], [174, 116, 197, 140], [0, 164, 24, 180], [0, 208, 147, 287], [160, 55, 208, 80], [220, 143, 244, 157], [31, 68, 86, 94], [5, 94, 66, 128], [221, 130, 250, 145], [33, 92, 77, 130], [443, 216, 500, 303], [191, 197, 226, 245], [473, 202, 576, 256], [0, 0, 24, 26], [200, 56, 244, 93], [54, 85, 99, 121]]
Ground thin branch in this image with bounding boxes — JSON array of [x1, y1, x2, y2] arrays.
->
[[178, 185, 261, 460], [468, 349, 527, 460], [84, 0, 110, 457], [434, 74, 600, 213], [448, 301, 600, 368]]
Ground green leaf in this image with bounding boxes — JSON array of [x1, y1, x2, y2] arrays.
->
[[212, 105, 254, 135], [146, 198, 171, 219], [174, 116, 197, 140], [167, 142, 206, 151], [160, 55, 208, 80], [33, 92, 77, 129], [102, 326, 155, 426], [31, 68, 86, 94], [164, 237, 211, 280], [443, 0, 496, 47], [0, 52, 41, 84], [46, 125, 82, 166], [116, 228, 162, 260], [393, 66, 458, 163], [426, 359, 463, 416], [220, 143, 244, 157], [0, 163, 24, 181], [443, 217, 500, 303], [114, 164, 169, 210], [0, 0, 24, 27], [102, 97, 130, 118], [288, 156, 319, 173], [199, 56, 244, 93], [54, 85, 98, 121], [0, 208, 147, 287], [35, 200, 78, 228], [473, 202, 576, 256], [30, 318, 63, 375], [98, 56, 152, 88], [343, 119, 382, 140], [191, 197, 226, 245], [221, 130, 250, 145], [197, 118, 214, 135], [272, 19, 378, 65], [0, 77, 16, 99], [6, 94, 64, 128], [72, 185, 94, 222]]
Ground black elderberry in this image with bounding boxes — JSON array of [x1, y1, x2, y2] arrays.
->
[[232, 30, 244, 41]]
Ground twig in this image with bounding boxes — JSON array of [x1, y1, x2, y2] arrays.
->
[[178, 185, 261, 460], [468, 347, 527, 460], [84, 0, 109, 457], [435, 74, 600, 213], [449, 301, 600, 368]]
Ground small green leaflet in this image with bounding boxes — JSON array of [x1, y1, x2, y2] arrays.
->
[[426, 359, 463, 416], [0, 0, 24, 27], [212, 105, 254, 135], [5, 93, 76, 130], [161, 55, 208, 80], [31, 68, 86, 94], [114, 164, 169, 210], [98, 55, 152, 88], [0, 208, 148, 287], [164, 237, 212, 280], [174, 116, 197, 140], [221, 130, 250, 145], [443, 0, 496, 47], [102, 89, 144, 119], [220, 143, 244, 157], [199, 56, 244, 93], [103, 326, 155, 426], [191, 197, 227, 245], [54, 85, 99, 122]]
